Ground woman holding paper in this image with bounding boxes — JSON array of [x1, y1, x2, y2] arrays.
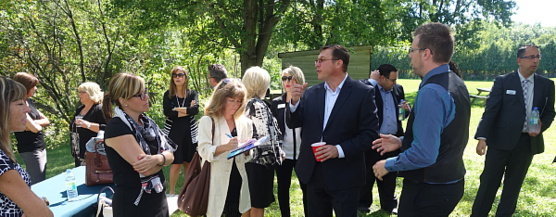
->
[[242, 66, 282, 217], [197, 78, 253, 217]]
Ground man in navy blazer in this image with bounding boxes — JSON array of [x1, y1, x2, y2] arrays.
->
[[472, 44, 555, 217], [286, 45, 379, 217], [358, 64, 407, 214]]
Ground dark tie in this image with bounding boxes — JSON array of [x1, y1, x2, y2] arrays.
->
[[522, 80, 530, 132]]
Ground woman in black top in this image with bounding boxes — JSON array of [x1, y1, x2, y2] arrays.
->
[[70, 82, 107, 167], [12, 72, 50, 185], [102, 73, 175, 217], [271, 66, 308, 217], [162, 66, 199, 195]]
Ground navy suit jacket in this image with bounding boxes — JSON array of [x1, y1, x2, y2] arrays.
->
[[286, 76, 379, 190], [475, 71, 555, 154]]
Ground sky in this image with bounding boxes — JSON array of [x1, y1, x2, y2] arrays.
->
[[511, 0, 556, 27]]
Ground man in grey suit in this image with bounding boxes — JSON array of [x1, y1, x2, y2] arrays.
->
[[472, 44, 555, 217]]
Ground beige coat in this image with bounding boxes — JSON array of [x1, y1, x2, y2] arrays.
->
[[197, 115, 253, 217]]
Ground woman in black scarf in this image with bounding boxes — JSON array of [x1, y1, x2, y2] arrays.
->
[[102, 73, 175, 217]]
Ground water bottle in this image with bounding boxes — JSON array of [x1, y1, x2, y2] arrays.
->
[[398, 99, 406, 121], [65, 169, 78, 201], [528, 107, 540, 134]]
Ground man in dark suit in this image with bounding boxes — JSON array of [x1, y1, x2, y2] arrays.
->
[[472, 44, 555, 217], [286, 45, 379, 217], [358, 64, 408, 214], [372, 22, 471, 216]]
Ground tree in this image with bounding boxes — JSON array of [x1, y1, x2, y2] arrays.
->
[[110, 0, 292, 74]]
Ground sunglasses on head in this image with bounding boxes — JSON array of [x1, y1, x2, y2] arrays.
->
[[172, 73, 186, 78], [281, 76, 293, 81]]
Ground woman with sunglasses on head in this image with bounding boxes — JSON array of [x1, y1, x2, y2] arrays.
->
[[270, 66, 308, 217], [162, 66, 199, 195], [0, 77, 53, 217], [70, 82, 107, 167], [102, 73, 175, 217], [197, 78, 253, 217], [12, 72, 50, 185]]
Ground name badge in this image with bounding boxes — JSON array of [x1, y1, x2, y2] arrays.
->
[[277, 103, 286, 109], [506, 90, 516, 95]]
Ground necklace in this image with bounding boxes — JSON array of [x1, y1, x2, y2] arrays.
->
[[175, 90, 186, 107]]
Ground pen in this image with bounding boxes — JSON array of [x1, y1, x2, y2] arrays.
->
[[225, 133, 233, 138]]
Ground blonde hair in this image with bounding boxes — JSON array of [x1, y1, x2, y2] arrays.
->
[[242, 66, 270, 99], [282, 66, 305, 84], [204, 78, 247, 120], [0, 77, 27, 161], [78, 82, 103, 104], [102, 73, 145, 121], [168, 66, 188, 98]]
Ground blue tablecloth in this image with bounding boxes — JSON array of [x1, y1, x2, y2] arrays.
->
[[31, 166, 113, 217]]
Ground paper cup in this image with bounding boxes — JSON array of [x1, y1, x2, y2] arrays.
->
[[311, 142, 326, 162]]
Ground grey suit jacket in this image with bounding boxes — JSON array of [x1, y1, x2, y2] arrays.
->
[[475, 71, 555, 154]]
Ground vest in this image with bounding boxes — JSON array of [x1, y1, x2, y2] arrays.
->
[[400, 71, 471, 183]]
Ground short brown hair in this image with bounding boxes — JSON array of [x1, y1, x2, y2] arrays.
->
[[320, 45, 350, 72], [13, 72, 39, 95], [414, 22, 454, 64]]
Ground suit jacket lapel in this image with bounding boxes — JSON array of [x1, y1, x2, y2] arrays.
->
[[316, 83, 326, 131], [512, 71, 526, 108], [324, 78, 353, 131]]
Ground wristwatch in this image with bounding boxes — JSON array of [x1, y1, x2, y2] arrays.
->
[[86, 122, 91, 129]]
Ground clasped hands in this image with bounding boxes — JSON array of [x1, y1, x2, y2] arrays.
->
[[371, 134, 402, 180]]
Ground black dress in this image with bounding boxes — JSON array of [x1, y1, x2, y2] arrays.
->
[[162, 90, 199, 163], [70, 104, 106, 166], [105, 117, 169, 217]]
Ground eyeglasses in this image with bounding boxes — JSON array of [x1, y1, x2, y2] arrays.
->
[[519, 54, 541, 60], [217, 78, 231, 89], [282, 76, 293, 81], [172, 73, 186, 78], [314, 58, 339, 65], [132, 89, 149, 100], [385, 78, 397, 82], [78, 91, 87, 94], [408, 47, 426, 54]]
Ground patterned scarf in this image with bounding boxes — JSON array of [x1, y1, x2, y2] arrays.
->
[[113, 106, 176, 205]]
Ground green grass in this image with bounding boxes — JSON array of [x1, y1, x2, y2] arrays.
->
[[25, 79, 555, 217]]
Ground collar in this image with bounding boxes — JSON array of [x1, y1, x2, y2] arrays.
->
[[324, 73, 348, 93], [421, 64, 450, 88], [518, 69, 535, 83]]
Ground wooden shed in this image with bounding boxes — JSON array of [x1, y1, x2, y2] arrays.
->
[[277, 46, 373, 86]]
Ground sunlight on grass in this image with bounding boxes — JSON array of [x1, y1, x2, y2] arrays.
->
[[23, 79, 553, 217]]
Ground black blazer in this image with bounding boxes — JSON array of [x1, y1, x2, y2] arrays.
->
[[360, 79, 405, 137], [475, 71, 555, 154], [286, 76, 379, 190]]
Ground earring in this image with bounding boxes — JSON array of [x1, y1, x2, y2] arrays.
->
[[125, 104, 128, 107]]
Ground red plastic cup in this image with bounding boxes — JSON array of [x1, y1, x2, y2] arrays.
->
[[311, 142, 326, 162]]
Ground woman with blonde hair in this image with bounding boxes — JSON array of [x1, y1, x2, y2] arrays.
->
[[162, 66, 199, 195], [242, 66, 282, 217], [70, 82, 107, 166], [271, 66, 308, 217], [102, 73, 175, 217], [197, 78, 253, 217], [13, 72, 50, 184], [0, 76, 53, 217]]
